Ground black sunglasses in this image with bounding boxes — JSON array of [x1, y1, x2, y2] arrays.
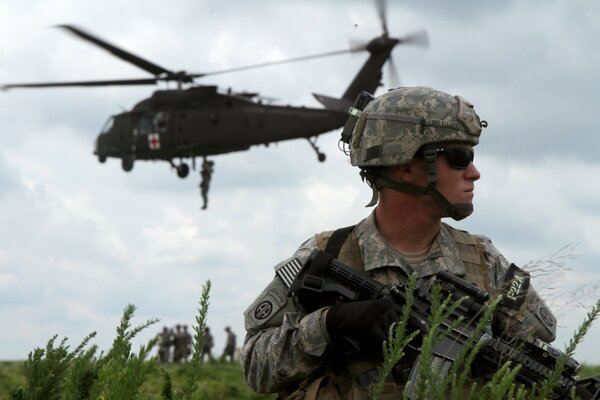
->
[[435, 147, 474, 170]]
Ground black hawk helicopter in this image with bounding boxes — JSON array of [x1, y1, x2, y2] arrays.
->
[[2, 8, 427, 208]]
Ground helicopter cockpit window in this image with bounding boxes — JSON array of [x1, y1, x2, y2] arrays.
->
[[101, 117, 114, 134], [138, 114, 155, 135], [139, 112, 169, 135]]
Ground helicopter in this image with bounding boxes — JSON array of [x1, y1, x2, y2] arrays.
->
[[2, 10, 428, 208]]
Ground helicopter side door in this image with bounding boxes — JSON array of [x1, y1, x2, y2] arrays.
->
[[135, 111, 173, 158]]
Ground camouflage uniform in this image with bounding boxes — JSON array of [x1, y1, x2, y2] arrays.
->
[[241, 87, 557, 399], [182, 325, 193, 362], [240, 212, 556, 397], [158, 327, 172, 363], [201, 327, 215, 363], [222, 327, 237, 362]]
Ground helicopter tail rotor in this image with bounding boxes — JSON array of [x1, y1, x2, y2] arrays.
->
[[372, 0, 428, 88], [401, 29, 429, 47], [375, 0, 390, 37], [387, 56, 401, 88]]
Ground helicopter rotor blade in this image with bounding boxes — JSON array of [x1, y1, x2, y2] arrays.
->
[[375, 0, 389, 37], [386, 56, 401, 88], [399, 29, 429, 47], [56, 24, 175, 77], [2, 78, 159, 90], [191, 44, 367, 78]]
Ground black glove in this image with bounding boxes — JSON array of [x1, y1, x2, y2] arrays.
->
[[325, 298, 403, 352]]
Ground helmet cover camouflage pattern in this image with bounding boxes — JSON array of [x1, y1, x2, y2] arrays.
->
[[349, 87, 483, 167]]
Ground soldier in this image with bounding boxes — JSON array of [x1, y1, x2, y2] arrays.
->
[[158, 326, 172, 363], [182, 325, 193, 362], [201, 326, 215, 364], [240, 87, 557, 399], [200, 158, 214, 210], [172, 324, 184, 363], [221, 326, 237, 362]]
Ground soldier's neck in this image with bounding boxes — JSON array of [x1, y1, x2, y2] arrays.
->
[[374, 200, 441, 254]]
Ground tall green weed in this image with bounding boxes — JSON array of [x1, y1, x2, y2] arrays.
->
[[369, 273, 600, 400], [9, 281, 212, 400]]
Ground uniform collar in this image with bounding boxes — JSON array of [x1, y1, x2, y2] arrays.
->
[[355, 212, 467, 278]]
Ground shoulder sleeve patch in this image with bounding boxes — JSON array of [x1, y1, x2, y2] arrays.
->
[[244, 276, 291, 331], [275, 257, 303, 288], [500, 263, 530, 309]]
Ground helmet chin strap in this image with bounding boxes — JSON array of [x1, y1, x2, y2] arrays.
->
[[426, 185, 473, 221], [359, 150, 473, 221]]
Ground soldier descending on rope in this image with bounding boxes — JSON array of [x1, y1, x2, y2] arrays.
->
[[200, 157, 214, 210]]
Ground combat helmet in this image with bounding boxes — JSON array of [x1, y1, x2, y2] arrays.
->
[[340, 86, 487, 220]]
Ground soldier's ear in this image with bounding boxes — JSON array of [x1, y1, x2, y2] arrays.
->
[[388, 164, 415, 182]]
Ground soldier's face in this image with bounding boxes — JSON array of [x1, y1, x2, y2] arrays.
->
[[403, 143, 480, 217], [434, 144, 481, 208]]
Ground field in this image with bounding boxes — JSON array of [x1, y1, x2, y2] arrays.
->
[[1, 359, 598, 400], [0, 360, 276, 400]]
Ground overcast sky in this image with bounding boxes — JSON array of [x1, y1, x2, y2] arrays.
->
[[1, 0, 599, 367]]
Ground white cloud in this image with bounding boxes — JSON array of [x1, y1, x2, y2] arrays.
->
[[0, 0, 598, 368]]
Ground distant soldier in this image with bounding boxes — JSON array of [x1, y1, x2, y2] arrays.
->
[[221, 326, 237, 362], [158, 326, 172, 363], [201, 326, 215, 364], [172, 324, 184, 363], [200, 158, 214, 210], [182, 325, 193, 362]]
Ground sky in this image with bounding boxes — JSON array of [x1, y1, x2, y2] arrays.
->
[[1, 0, 599, 367]]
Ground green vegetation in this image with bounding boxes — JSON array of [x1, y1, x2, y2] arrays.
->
[[1, 275, 598, 400], [0, 280, 274, 400], [370, 273, 600, 400], [0, 362, 275, 400]]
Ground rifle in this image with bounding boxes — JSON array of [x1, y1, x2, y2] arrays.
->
[[289, 250, 600, 399]]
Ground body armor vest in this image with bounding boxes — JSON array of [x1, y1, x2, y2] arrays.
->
[[315, 223, 489, 292], [285, 224, 489, 400]]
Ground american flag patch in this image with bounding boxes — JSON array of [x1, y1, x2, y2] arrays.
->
[[276, 257, 303, 288]]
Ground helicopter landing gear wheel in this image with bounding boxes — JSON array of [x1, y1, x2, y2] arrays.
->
[[176, 163, 190, 178], [307, 137, 326, 162], [122, 157, 134, 172]]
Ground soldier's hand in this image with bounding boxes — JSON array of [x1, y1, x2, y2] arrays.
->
[[325, 298, 402, 350]]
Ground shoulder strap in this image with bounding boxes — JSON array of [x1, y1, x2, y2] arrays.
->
[[315, 225, 363, 271], [324, 225, 355, 256]]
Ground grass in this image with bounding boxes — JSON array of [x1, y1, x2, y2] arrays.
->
[[1, 359, 597, 400], [0, 361, 275, 400]]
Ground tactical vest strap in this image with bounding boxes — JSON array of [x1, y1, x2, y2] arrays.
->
[[277, 375, 329, 400], [444, 224, 490, 293]]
